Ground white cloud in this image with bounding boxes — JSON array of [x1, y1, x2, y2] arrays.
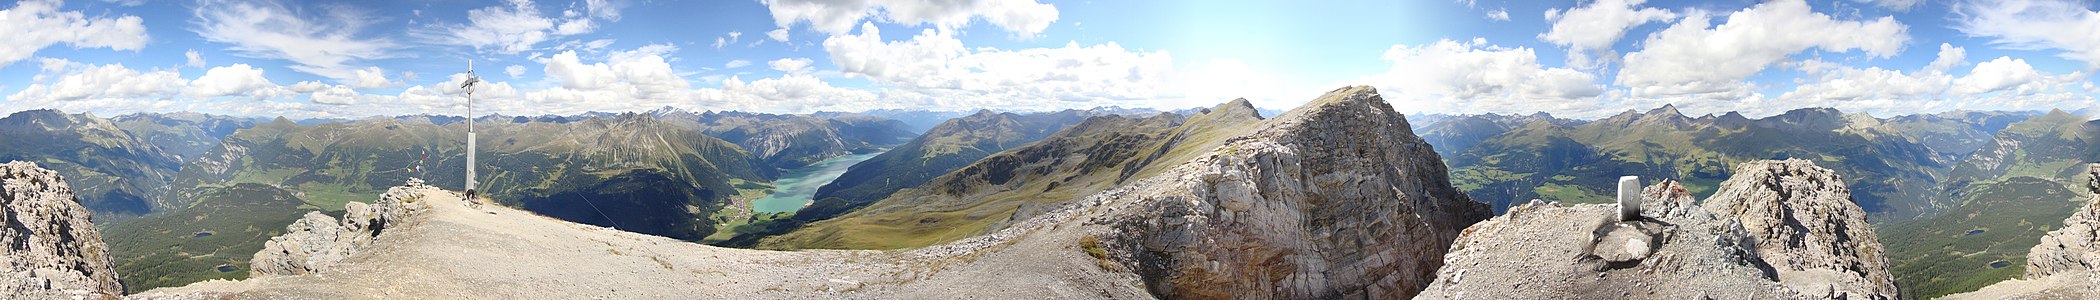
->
[[1358, 38, 1607, 116], [761, 0, 1059, 38], [4, 59, 184, 114], [769, 57, 814, 74], [506, 65, 526, 78], [1777, 54, 2092, 115], [186, 49, 206, 68], [1926, 43, 1967, 73], [767, 28, 790, 41], [349, 66, 397, 89], [0, 0, 149, 69], [1539, 0, 1675, 68], [99, 0, 146, 7], [537, 50, 689, 101], [719, 75, 880, 111], [1856, 0, 1922, 10], [186, 64, 279, 98], [1617, 0, 1907, 99], [425, 0, 617, 55], [1954, 56, 2045, 95], [822, 22, 1174, 110], [1486, 9, 1510, 22], [713, 37, 728, 49], [585, 0, 623, 21], [1954, 0, 2100, 68], [191, 0, 397, 85], [725, 60, 751, 69]]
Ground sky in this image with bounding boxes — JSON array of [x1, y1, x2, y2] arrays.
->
[[0, 0, 2095, 119]]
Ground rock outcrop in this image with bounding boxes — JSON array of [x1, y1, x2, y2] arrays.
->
[[249, 179, 432, 276], [1419, 159, 1898, 299], [2027, 164, 2100, 278], [0, 161, 123, 299], [1702, 159, 1898, 298], [1946, 164, 2100, 299], [1093, 86, 1493, 299]]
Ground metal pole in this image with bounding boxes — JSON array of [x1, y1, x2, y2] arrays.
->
[[466, 61, 478, 195]]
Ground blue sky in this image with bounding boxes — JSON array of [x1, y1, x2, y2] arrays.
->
[[0, 0, 2094, 119]]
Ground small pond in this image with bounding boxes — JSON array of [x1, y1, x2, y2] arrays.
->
[[1965, 229, 1986, 236], [1988, 261, 2011, 269], [215, 265, 238, 273], [192, 231, 214, 238]]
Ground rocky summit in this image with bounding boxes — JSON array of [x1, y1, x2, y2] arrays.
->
[[0, 161, 124, 299], [1419, 159, 1897, 299], [1088, 86, 1494, 298], [1944, 164, 2100, 299]]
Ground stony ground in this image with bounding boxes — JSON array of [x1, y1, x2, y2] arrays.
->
[[130, 185, 1150, 299]]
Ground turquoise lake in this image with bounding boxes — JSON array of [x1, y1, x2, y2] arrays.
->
[[751, 151, 883, 213]]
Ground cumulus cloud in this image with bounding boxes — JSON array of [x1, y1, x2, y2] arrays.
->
[[185, 64, 279, 98], [768, 28, 790, 41], [186, 50, 206, 68], [769, 57, 814, 74], [506, 65, 526, 78], [349, 66, 397, 89], [1953, 56, 2046, 95], [423, 0, 618, 54], [1617, 0, 1907, 99], [1953, 0, 2100, 68], [191, 0, 397, 85], [762, 0, 1059, 38], [1540, 0, 1675, 68], [1926, 43, 1967, 73], [1778, 52, 2093, 115], [725, 60, 751, 69], [0, 0, 149, 69], [1358, 38, 1607, 116], [822, 22, 1174, 110], [8, 59, 184, 104]]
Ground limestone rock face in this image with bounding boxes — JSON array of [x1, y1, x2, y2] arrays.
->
[[250, 179, 432, 276], [1701, 159, 1898, 299], [2026, 164, 2100, 279], [0, 161, 123, 299], [1419, 160, 1899, 299], [1098, 86, 1493, 299]]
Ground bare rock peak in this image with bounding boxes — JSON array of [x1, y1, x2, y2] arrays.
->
[[0, 161, 123, 299]]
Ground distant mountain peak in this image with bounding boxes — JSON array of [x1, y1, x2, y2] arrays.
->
[[1646, 103, 1683, 117]]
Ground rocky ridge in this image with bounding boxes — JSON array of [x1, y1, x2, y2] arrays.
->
[[1944, 164, 2100, 299], [0, 161, 123, 299], [1418, 159, 1897, 299], [249, 179, 432, 276]]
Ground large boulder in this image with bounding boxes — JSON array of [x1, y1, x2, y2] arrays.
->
[[1096, 86, 1493, 299], [0, 161, 123, 298], [1419, 159, 1898, 299], [250, 179, 432, 276]]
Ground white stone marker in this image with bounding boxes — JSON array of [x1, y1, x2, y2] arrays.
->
[[1617, 176, 1641, 221]]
